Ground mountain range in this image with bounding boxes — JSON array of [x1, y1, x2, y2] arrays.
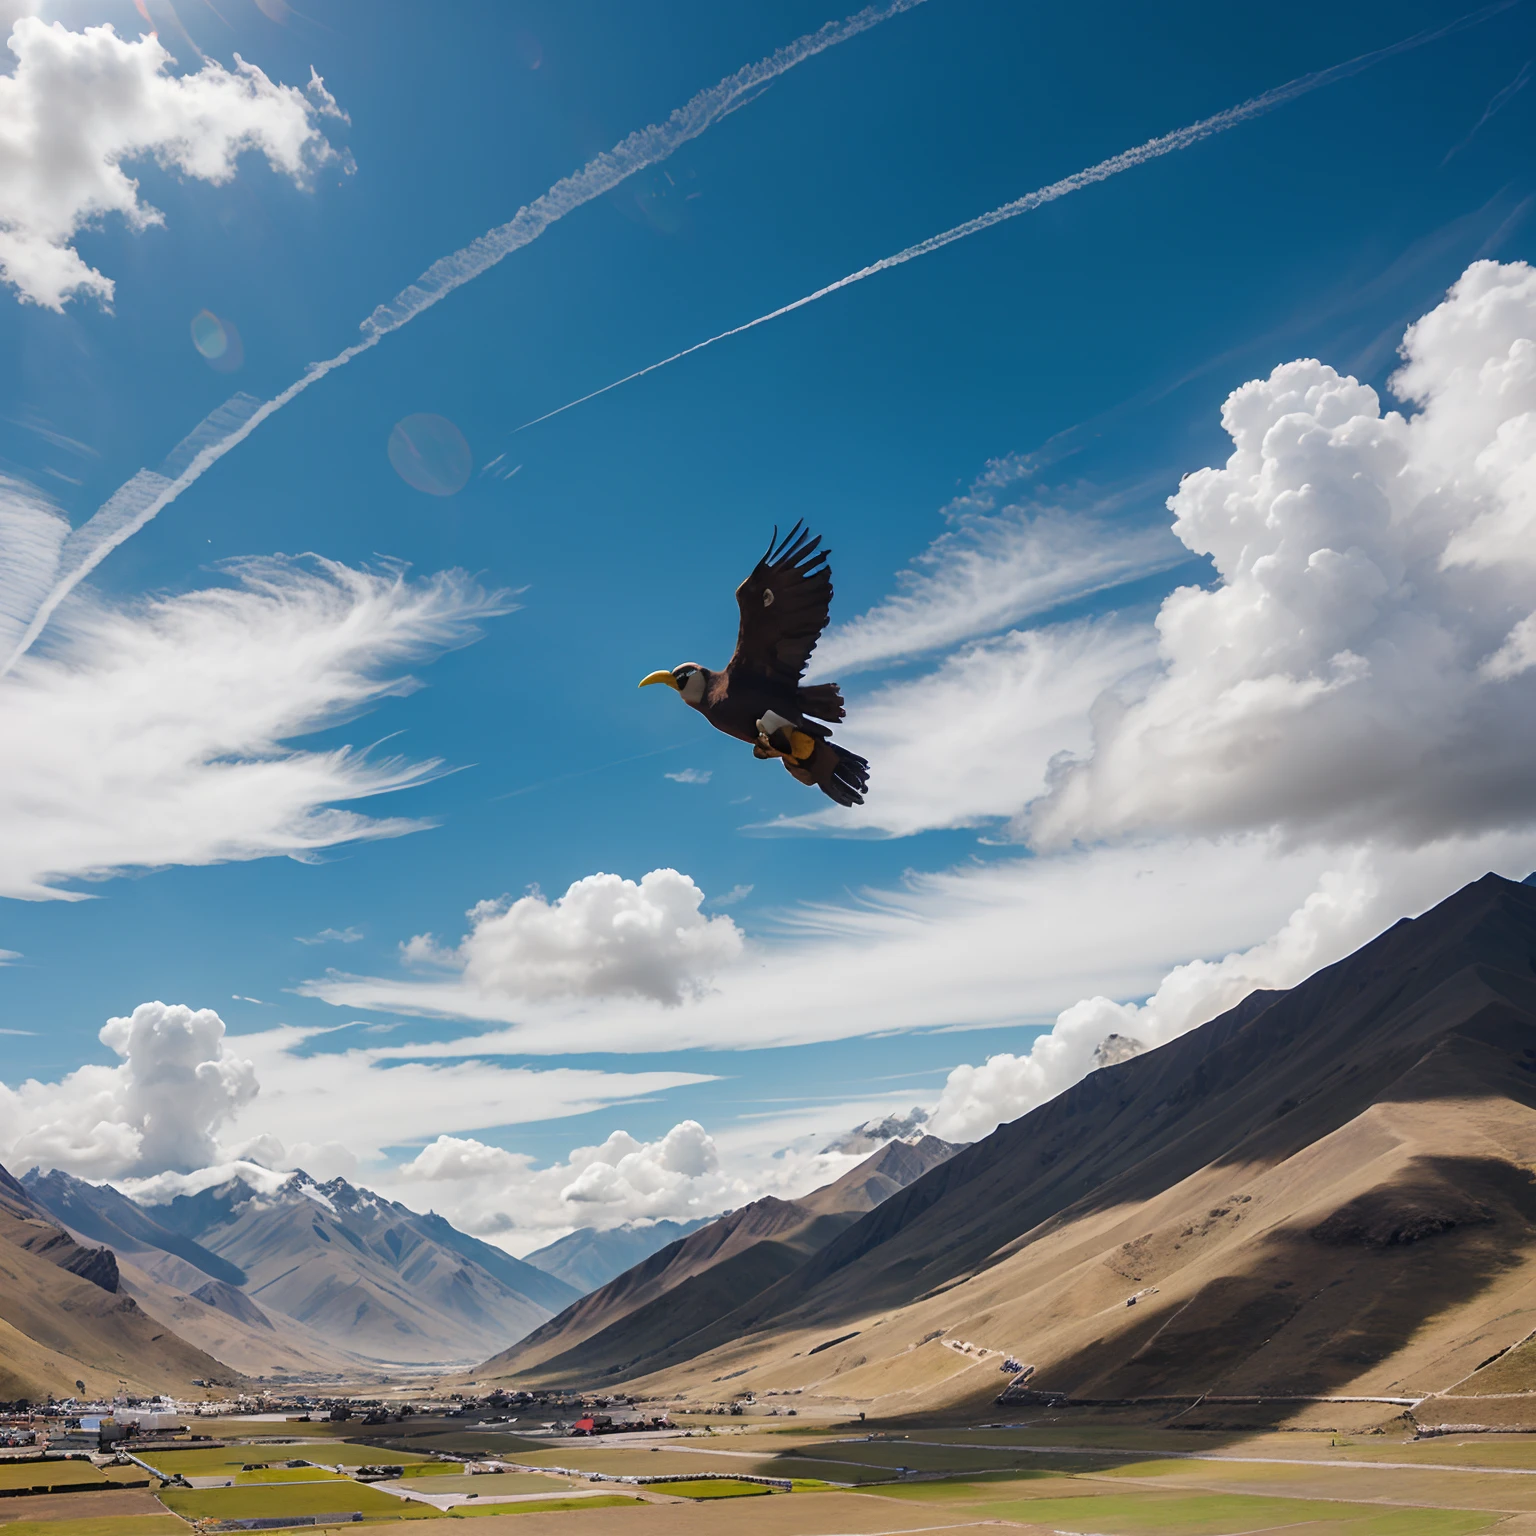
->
[[17, 1166, 582, 1378], [481, 871, 1536, 1422], [0, 1131, 971, 1395]]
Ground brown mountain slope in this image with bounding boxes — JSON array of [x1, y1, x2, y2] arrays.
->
[[798, 1136, 962, 1217], [477, 1134, 960, 1386], [593, 873, 1536, 1419], [0, 1162, 233, 1400]]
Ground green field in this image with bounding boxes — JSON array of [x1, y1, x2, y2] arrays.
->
[[333, 1449, 449, 1468], [139, 1442, 419, 1478], [656, 1478, 775, 1499], [367, 1433, 545, 1460], [442, 1495, 641, 1517], [784, 1440, 1028, 1473], [233, 1466, 348, 1484], [157, 1480, 433, 1522], [37, 1411, 1536, 1534], [0, 1463, 107, 1492], [135, 1447, 269, 1476]]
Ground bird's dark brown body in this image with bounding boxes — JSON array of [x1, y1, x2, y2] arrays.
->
[[639, 523, 869, 807]]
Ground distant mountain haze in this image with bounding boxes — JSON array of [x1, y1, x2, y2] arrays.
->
[[18, 1165, 581, 1375], [539, 873, 1536, 1420], [410, 1208, 579, 1314], [523, 1218, 715, 1294], [476, 1133, 961, 1387], [141, 1169, 581, 1365]]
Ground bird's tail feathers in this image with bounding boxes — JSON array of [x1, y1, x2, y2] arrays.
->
[[798, 681, 846, 722]]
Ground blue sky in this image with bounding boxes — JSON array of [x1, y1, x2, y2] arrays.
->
[[1, 0, 1534, 1248]]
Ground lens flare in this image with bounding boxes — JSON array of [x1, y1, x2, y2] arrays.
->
[[190, 310, 244, 372], [191, 310, 226, 358], [388, 413, 472, 497]]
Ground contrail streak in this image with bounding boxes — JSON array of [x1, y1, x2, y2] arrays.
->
[[1442, 56, 1531, 164], [1, 0, 927, 674], [515, 1, 1517, 433]]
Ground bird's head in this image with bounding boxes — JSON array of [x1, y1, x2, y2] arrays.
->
[[639, 663, 709, 707]]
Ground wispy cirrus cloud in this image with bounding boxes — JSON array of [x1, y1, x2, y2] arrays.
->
[[810, 503, 1181, 679], [296, 926, 364, 946], [302, 838, 1340, 1050], [1442, 57, 1530, 164], [0, 536, 508, 901], [785, 619, 1156, 837]]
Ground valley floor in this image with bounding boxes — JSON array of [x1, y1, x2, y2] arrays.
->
[[17, 1405, 1536, 1534]]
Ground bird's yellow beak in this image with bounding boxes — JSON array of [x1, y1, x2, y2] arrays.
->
[[638, 670, 680, 690]]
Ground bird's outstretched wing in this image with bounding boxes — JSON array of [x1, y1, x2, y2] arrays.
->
[[730, 521, 832, 686]]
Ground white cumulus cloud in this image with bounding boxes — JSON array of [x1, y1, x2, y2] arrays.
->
[[390, 1120, 741, 1242], [0, 551, 505, 900], [393, 869, 743, 1008], [1, 1005, 716, 1185], [0, 1000, 256, 1177], [922, 260, 1536, 1139], [0, 17, 345, 309], [1031, 259, 1536, 852]]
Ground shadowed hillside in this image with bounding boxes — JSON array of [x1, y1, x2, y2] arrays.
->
[[0, 1162, 234, 1399], [533, 873, 1536, 1421]]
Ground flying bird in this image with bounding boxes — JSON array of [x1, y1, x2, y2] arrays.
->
[[639, 523, 869, 806]]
